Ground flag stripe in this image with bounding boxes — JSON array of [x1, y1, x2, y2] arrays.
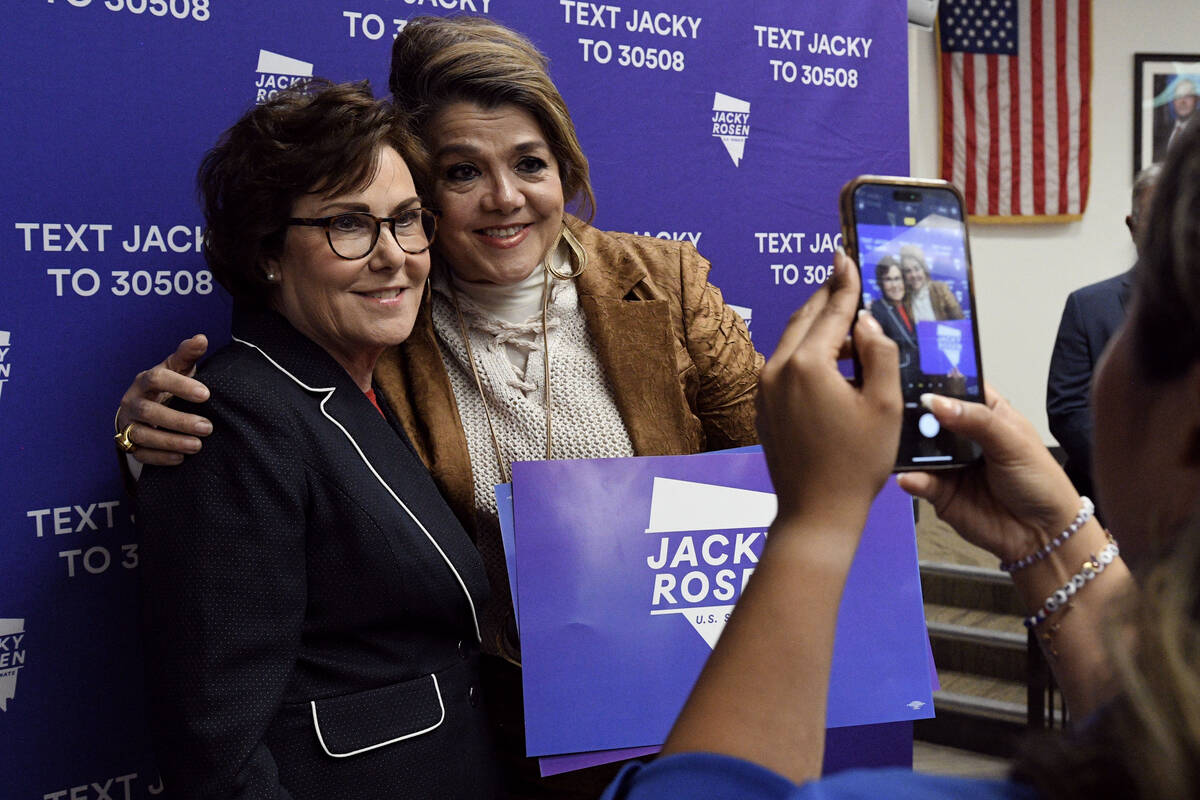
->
[[1077, 0, 1091, 210], [1018, 0, 1034, 215], [964, 54, 978, 210], [1064, 0, 1081, 213], [987, 55, 1000, 215], [1030, 0, 1047, 214], [1008, 52, 1021, 215], [996, 54, 1013, 215], [952, 53, 968, 189], [939, 0, 1090, 220], [1055, 0, 1070, 215], [941, 49, 956, 182], [1043, 2, 1060, 213], [974, 54, 991, 214]]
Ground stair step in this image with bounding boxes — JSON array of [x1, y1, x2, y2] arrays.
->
[[914, 502, 1059, 756], [934, 690, 1026, 724], [926, 606, 1032, 681], [921, 560, 1010, 585], [920, 560, 1024, 616], [933, 671, 1026, 724], [925, 604, 1025, 643], [915, 673, 1031, 759]]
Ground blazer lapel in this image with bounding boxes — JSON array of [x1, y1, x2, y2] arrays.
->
[[232, 308, 486, 634], [321, 380, 484, 594], [375, 298, 478, 536], [572, 219, 702, 456]]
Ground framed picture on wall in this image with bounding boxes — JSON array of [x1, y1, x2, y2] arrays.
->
[[1134, 53, 1200, 177]]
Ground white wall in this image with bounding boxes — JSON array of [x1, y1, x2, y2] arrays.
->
[[906, 2, 1200, 443]]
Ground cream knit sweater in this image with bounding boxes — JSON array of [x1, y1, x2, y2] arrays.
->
[[429, 264, 636, 656]]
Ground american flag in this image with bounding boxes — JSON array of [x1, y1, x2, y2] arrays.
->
[[938, 0, 1091, 221]]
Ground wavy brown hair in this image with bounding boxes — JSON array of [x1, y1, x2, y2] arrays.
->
[[389, 15, 595, 221]]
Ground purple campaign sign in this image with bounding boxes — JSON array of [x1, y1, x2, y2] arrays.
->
[[495, 484, 519, 628], [512, 453, 932, 757], [539, 745, 662, 778], [498, 483, 663, 777], [917, 319, 978, 377]]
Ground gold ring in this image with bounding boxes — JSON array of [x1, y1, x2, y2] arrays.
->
[[114, 422, 137, 453]]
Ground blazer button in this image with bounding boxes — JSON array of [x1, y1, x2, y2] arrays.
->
[[469, 686, 479, 707], [457, 640, 468, 660]]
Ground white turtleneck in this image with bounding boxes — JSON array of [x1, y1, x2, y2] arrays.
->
[[446, 240, 571, 371], [448, 263, 545, 325]]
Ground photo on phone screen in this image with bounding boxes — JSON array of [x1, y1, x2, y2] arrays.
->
[[842, 178, 984, 469]]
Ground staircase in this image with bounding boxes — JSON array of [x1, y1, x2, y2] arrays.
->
[[912, 501, 1063, 757]]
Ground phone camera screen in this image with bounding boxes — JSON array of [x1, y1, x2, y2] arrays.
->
[[853, 183, 983, 467]]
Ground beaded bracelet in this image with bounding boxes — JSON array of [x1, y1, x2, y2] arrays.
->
[[1023, 541, 1119, 629], [1000, 496, 1095, 573]]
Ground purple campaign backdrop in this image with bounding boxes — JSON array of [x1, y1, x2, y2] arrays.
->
[[512, 454, 932, 757], [1, 1, 906, 794]]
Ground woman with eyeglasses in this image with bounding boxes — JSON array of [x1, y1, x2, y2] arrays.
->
[[135, 81, 500, 799], [869, 255, 919, 387], [118, 16, 762, 798]]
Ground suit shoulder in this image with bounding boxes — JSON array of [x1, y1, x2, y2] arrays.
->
[[1068, 272, 1128, 306], [566, 214, 695, 260], [594, 227, 711, 289], [591, 226, 696, 262], [171, 342, 298, 422]]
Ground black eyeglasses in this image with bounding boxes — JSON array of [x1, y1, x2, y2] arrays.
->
[[287, 208, 438, 259]]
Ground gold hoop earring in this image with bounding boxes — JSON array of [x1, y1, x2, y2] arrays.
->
[[546, 224, 588, 280]]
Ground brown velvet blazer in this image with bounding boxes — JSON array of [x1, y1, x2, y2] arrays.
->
[[373, 217, 764, 535], [928, 280, 965, 321]]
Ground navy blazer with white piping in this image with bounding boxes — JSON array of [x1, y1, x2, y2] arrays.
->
[[137, 306, 498, 800], [870, 298, 920, 385]]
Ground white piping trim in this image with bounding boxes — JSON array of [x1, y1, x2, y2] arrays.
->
[[233, 335, 481, 641], [310, 674, 445, 758]]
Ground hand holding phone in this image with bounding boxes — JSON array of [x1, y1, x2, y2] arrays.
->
[[839, 176, 985, 470]]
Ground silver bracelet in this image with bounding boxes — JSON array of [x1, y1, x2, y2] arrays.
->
[[1024, 541, 1119, 629], [1001, 496, 1095, 573]]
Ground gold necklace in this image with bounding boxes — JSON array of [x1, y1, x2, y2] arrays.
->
[[449, 266, 554, 484]]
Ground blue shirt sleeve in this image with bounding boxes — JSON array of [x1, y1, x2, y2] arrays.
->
[[601, 753, 1039, 800]]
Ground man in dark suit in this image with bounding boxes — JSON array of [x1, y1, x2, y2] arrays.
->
[[1047, 163, 1160, 518]]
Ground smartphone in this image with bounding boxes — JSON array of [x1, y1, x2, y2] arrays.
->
[[839, 176, 984, 470]]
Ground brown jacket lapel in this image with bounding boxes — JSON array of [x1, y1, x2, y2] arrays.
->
[[571, 219, 704, 456]]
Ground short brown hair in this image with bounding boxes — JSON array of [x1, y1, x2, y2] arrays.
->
[[874, 255, 903, 289], [198, 80, 424, 304], [389, 16, 595, 220]]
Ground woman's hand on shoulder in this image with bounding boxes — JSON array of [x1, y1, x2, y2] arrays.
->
[[116, 334, 213, 466], [755, 250, 902, 538], [898, 387, 1082, 563]]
